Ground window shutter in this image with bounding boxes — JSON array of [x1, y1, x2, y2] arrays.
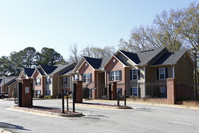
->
[[35, 79, 37, 85], [108, 71, 110, 81], [119, 70, 122, 80], [165, 68, 168, 78], [66, 77, 67, 84], [130, 88, 132, 95], [90, 73, 92, 82], [130, 69, 132, 80], [157, 68, 159, 79], [138, 69, 140, 80]]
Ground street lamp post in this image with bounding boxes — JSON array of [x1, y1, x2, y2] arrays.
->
[[193, 48, 197, 100]]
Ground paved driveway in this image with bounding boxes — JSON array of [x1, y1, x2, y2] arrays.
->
[[0, 99, 199, 133]]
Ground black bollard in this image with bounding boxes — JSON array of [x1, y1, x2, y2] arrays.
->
[[62, 90, 65, 113], [66, 94, 69, 111], [73, 83, 76, 112], [117, 90, 120, 106], [124, 90, 126, 106], [109, 84, 111, 100]]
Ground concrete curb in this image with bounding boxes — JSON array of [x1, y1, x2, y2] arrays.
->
[[10, 106, 83, 117], [71, 103, 132, 110], [84, 99, 199, 110]]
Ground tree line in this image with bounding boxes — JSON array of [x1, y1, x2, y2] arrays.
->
[[0, 46, 115, 76]]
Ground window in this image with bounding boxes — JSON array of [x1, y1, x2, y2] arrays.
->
[[46, 90, 51, 95], [159, 86, 167, 98], [130, 87, 137, 96], [74, 75, 79, 81], [46, 78, 51, 84], [133, 69, 138, 80], [83, 73, 92, 82], [109, 70, 121, 81], [35, 90, 41, 97], [62, 77, 67, 85], [130, 69, 140, 80], [35, 78, 41, 86], [159, 68, 165, 80]]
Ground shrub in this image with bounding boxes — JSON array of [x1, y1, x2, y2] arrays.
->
[[44, 95, 52, 99], [39, 95, 44, 98]]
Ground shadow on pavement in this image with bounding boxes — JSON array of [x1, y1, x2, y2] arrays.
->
[[0, 122, 31, 132]]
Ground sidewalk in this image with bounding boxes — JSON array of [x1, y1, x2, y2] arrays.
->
[[85, 99, 199, 110]]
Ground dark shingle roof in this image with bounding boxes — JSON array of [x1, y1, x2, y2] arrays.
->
[[152, 50, 187, 65], [50, 64, 74, 76], [61, 66, 75, 76], [6, 80, 16, 86], [40, 65, 58, 75], [84, 57, 102, 69], [24, 68, 35, 77], [0, 76, 16, 86], [119, 50, 141, 64], [37, 68, 45, 76], [114, 54, 128, 66], [100, 56, 112, 69], [119, 47, 166, 65]]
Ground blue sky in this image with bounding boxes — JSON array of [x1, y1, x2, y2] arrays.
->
[[0, 0, 196, 60]]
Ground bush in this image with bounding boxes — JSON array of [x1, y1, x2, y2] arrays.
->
[[129, 95, 138, 99], [44, 95, 52, 99], [39, 95, 44, 98]]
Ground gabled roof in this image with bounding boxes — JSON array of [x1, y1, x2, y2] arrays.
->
[[40, 65, 58, 75], [37, 67, 45, 76], [137, 47, 166, 65], [6, 80, 16, 87], [99, 56, 112, 69], [60, 66, 75, 76], [118, 47, 166, 66], [152, 50, 187, 66], [84, 57, 103, 69], [24, 68, 35, 77], [119, 50, 141, 64], [102, 55, 128, 69], [0, 76, 16, 86], [49, 63, 75, 76]]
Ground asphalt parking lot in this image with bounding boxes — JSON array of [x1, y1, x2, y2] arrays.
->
[[0, 99, 199, 133]]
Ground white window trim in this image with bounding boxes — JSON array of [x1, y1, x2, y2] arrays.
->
[[132, 69, 138, 80], [110, 70, 121, 81], [83, 73, 92, 82], [159, 68, 165, 80]]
